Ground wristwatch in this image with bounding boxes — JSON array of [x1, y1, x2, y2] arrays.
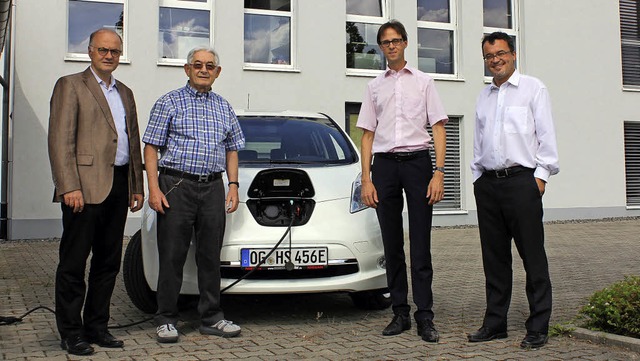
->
[[434, 167, 446, 174]]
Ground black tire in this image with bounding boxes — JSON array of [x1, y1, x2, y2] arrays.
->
[[123, 230, 158, 314], [349, 288, 392, 310]]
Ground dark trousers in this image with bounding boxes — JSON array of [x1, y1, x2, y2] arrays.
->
[[55, 165, 129, 339], [372, 154, 435, 322], [155, 174, 226, 326], [473, 170, 552, 333]]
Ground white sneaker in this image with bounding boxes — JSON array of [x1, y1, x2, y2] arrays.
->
[[156, 324, 179, 343], [199, 319, 241, 338]]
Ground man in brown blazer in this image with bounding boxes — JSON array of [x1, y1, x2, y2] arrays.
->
[[48, 28, 144, 356]]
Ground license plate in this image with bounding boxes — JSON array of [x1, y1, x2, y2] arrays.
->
[[241, 247, 328, 270]]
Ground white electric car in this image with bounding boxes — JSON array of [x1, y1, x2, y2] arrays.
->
[[123, 111, 390, 313]]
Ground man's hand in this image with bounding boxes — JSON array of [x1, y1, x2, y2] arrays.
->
[[148, 186, 169, 214], [63, 190, 85, 213], [225, 185, 239, 213], [427, 171, 445, 205], [361, 179, 378, 208], [535, 178, 546, 196], [130, 193, 144, 212]]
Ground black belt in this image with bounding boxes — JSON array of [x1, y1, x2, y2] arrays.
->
[[483, 166, 532, 178], [375, 149, 430, 162], [159, 167, 222, 183]]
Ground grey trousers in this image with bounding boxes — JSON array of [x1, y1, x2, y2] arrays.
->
[[154, 174, 226, 326]]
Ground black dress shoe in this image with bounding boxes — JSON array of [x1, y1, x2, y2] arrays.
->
[[520, 332, 548, 349], [60, 334, 94, 356], [382, 314, 411, 336], [467, 326, 508, 342], [416, 319, 439, 343], [87, 331, 124, 348]]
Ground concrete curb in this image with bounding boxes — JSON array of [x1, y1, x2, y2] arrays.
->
[[570, 327, 640, 353]]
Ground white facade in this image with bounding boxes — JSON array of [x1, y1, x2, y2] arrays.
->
[[6, 0, 640, 239]]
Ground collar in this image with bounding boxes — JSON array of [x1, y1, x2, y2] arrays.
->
[[89, 66, 116, 89], [384, 63, 415, 77], [185, 81, 211, 98], [491, 69, 520, 90]]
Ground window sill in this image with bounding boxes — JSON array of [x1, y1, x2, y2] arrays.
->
[[626, 205, 640, 210], [622, 86, 640, 92], [243, 64, 300, 73], [157, 60, 186, 67], [64, 56, 131, 64], [433, 209, 468, 215]]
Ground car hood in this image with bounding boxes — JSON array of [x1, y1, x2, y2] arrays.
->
[[238, 163, 360, 203]]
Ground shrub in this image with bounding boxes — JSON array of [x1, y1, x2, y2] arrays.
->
[[579, 275, 640, 338]]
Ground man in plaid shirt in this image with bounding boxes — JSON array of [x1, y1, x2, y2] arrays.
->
[[142, 46, 245, 343]]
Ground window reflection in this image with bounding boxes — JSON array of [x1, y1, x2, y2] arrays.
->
[[245, 0, 290, 11], [159, 7, 210, 60], [346, 0, 382, 16], [417, 0, 449, 22], [346, 22, 384, 70], [244, 14, 291, 64], [68, 0, 123, 53], [417, 28, 453, 74], [483, 0, 512, 28]]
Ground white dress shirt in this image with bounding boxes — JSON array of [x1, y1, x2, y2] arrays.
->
[[471, 70, 559, 182]]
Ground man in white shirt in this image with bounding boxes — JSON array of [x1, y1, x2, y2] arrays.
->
[[468, 32, 559, 349]]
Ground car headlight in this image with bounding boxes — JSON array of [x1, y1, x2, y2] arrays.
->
[[350, 172, 369, 213]]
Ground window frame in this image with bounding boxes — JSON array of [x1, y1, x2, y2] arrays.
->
[[482, 0, 520, 81], [346, 0, 389, 77], [157, 0, 214, 66], [416, 0, 459, 79], [430, 116, 463, 212], [65, 0, 128, 62], [243, 0, 297, 72], [624, 121, 640, 208], [620, 0, 640, 90]]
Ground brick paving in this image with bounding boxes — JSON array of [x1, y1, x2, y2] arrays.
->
[[1, 219, 639, 360]]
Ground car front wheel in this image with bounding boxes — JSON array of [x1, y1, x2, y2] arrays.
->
[[123, 230, 158, 314], [349, 288, 392, 310]]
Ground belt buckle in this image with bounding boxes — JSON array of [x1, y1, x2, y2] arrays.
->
[[495, 169, 508, 178], [198, 174, 209, 182]]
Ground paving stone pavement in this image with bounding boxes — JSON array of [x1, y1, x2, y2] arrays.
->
[[1, 219, 639, 360]]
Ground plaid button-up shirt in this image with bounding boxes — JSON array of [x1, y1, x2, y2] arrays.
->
[[143, 83, 245, 175]]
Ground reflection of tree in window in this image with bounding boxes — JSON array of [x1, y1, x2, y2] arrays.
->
[[346, 22, 382, 70], [116, 11, 123, 34]]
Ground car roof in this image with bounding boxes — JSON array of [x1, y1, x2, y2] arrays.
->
[[234, 110, 329, 119]]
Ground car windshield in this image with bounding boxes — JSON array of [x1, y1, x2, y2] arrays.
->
[[237, 115, 358, 165]]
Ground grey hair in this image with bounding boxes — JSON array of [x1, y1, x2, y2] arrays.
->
[[186, 47, 220, 66]]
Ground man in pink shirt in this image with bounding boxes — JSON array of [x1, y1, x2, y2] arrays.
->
[[357, 20, 448, 343]]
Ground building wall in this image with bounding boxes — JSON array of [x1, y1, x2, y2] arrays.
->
[[8, 0, 640, 239]]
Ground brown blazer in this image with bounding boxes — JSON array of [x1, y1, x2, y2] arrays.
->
[[48, 67, 144, 204]]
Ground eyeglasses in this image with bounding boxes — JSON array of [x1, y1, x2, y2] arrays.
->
[[483, 50, 512, 61], [188, 62, 217, 71], [90, 46, 122, 57], [380, 38, 404, 48]]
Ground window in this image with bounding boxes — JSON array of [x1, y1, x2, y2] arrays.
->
[[430, 117, 461, 211], [482, 0, 518, 77], [346, 0, 387, 73], [624, 121, 640, 207], [620, 0, 640, 88], [244, 0, 295, 69], [158, 0, 212, 64], [417, 0, 457, 76], [67, 0, 125, 59]]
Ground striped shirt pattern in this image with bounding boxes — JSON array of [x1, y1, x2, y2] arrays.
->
[[143, 83, 245, 175]]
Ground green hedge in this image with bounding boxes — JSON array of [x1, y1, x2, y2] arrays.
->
[[579, 275, 640, 338]]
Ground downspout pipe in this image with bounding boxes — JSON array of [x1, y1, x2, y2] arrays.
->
[[0, 0, 12, 240]]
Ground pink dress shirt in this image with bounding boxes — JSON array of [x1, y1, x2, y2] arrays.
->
[[356, 65, 448, 153]]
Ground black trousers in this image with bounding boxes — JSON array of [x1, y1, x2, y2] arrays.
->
[[372, 153, 435, 321], [154, 174, 226, 327], [473, 169, 552, 334], [55, 165, 129, 339]]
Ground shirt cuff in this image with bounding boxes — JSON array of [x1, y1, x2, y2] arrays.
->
[[534, 167, 551, 182]]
